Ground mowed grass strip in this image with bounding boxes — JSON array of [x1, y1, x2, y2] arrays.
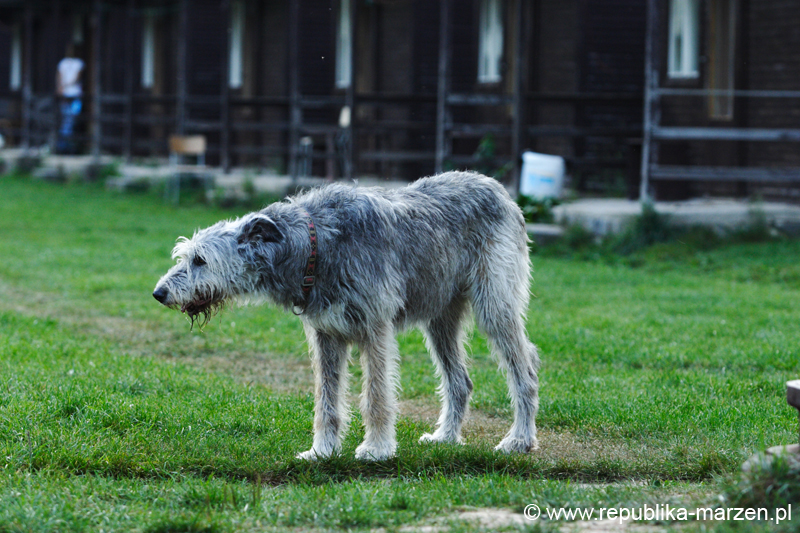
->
[[0, 310, 721, 484], [0, 175, 798, 531]]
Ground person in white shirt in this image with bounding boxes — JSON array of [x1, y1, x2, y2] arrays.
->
[[56, 44, 84, 154]]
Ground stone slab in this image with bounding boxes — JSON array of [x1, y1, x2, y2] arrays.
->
[[554, 198, 800, 236], [742, 444, 800, 474], [526, 223, 564, 245]]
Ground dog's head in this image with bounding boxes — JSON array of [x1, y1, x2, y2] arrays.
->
[[152, 213, 284, 329]]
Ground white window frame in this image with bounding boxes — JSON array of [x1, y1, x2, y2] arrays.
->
[[10, 22, 21, 91], [668, 0, 700, 79], [141, 12, 155, 88], [335, 0, 352, 89], [228, 0, 244, 89], [478, 0, 503, 84]]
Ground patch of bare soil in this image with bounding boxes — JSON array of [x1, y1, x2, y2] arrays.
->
[[397, 508, 527, 533], [0, 281, 314, 392], [397, 506, 668, 532], [1, 280, 665, 468], [560, 519, 663, 532], [399, 397, 668, 468]]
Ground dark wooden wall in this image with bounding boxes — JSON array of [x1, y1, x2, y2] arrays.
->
[[0, 0, 652, 192], [746, 0, 800, 167], [578, 0, 645, 193], [531, 0, 579, 158], [648, 0, 800, 200]]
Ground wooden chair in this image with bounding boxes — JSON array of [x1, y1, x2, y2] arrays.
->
[[166, 134, 208, 204]]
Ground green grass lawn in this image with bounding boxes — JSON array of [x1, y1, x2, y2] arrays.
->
[[0, 175, 797, 532]]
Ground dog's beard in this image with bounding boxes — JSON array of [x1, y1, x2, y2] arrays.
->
[[179, 294, 225, 331]]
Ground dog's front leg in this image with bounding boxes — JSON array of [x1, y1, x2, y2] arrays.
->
[[297, 327, 350, 461], [355, 323, 399, 461]]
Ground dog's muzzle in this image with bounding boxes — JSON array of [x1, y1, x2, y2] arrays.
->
[[153, 286, 169, 304]]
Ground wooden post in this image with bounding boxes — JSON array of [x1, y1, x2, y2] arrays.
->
[[50, 0, 60, 151], [435, 0, 451, 174], [176, 0, 188, 135], [91, 0, 102, 159], [639, 0, 658, 201], [221, 0, 231, 173], [21, 6, 32, 150], [288, 0, 300, 182], [510, 0, 529, 194], [123, 0, 135, 161], [344, 0, 356, 181], [574, 0, 588, 181]]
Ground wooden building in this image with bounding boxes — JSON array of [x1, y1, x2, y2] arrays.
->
[[0, 0, 646, 193], [641, 0, 800, 200]]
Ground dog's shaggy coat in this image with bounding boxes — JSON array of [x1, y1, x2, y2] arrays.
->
[[153, 171, 540, 460]]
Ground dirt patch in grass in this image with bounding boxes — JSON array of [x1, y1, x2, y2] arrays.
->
[[560, 518, 663, 532], [0, 281, 314, 393], [0, 280, 670, 475], [397, 507, 667, 532], [399, 397, 667, 470]]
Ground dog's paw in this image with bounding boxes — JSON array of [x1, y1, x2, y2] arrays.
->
[[296, 448, 333, 461], [418, 430, 463, 445], [355, 441, 396, 461], [418, 432, 438, 444], [494, 435, 538, 454]]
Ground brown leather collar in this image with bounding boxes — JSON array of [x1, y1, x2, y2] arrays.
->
[[292, 209, 317, 315]]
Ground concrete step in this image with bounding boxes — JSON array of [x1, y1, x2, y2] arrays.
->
[[554, 198, 800, 236], [526, 223, 564, 245]]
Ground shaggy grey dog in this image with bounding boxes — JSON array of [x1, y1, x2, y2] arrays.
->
[[153, 171, 540, 461]]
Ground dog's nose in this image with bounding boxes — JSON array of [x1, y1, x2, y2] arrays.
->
[[153, 287, 169, 303]]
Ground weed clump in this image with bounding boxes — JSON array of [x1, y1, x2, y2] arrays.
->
[[719, 455, 800, 530], [608, 202, 674, 255], [517, 194, 560, 224], [538, 202, 783, 265]]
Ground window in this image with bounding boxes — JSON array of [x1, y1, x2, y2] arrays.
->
[[668, 0, 700, 79], [708, 0, 736, 119], [478, 0, 503, 83], [72, 14, 84, 44], [335, 0, 352, 89], [229, 0, 244, 89], [141, 12, 155, 88], [9, 22, 20, 91]]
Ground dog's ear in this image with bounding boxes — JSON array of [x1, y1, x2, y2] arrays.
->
[[237, 215, 282, 245]]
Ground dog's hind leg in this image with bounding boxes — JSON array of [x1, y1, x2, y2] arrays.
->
[[488, 320, 540, 453], [419, 296, 473, 445], [471, 261, 540, 453], [355, 322, 399, 461], [297, 327, 350, 460]]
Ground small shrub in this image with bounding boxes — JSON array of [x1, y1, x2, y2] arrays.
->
[[607, 202, 674, 256], [721, 455, 800, 526], [562, 223, 596, 251], [733, 204, 773, 243], [517, 194, 559, 224], [125, 178, 152, 194], [14, 155, 41, 174], [84, 161, 122, 183], [473, 133, 512, 180]]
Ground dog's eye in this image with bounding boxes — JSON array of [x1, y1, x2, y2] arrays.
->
[[193, 256, 206, 267]]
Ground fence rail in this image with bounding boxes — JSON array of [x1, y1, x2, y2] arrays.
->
[[640, 0, 800, 198]]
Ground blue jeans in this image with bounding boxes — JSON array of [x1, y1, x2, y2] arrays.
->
[[57, 98, 82, 153]]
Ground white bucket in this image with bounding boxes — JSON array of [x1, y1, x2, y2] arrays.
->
[[519, 151, 565, 198]]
